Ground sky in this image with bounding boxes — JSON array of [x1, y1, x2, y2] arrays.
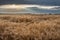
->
[[0, 0, 60, 6]]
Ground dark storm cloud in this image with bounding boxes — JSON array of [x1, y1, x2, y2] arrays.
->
[[0, 0, 60, 6], [0, 0, 26, 4]]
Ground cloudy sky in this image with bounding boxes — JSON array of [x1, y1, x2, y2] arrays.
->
[[0, 0, 60, 6]]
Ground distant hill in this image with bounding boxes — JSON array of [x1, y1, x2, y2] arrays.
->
[[0, 0, 60, 6]]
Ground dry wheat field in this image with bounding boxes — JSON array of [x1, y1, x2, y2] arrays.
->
[[0, 14, 60, 40]]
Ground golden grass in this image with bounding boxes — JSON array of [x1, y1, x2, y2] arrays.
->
[[0, 14, 60, 40]]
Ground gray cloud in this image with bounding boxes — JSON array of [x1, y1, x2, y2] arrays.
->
[[0, 0, 60, 6]]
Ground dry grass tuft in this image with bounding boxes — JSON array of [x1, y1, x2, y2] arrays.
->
[[0, 14, 60, 40]]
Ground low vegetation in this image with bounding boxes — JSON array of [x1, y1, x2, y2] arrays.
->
[[0, 14, 60, 40]]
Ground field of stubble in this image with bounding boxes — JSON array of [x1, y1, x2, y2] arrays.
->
[[0, 14, 60, 40]]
